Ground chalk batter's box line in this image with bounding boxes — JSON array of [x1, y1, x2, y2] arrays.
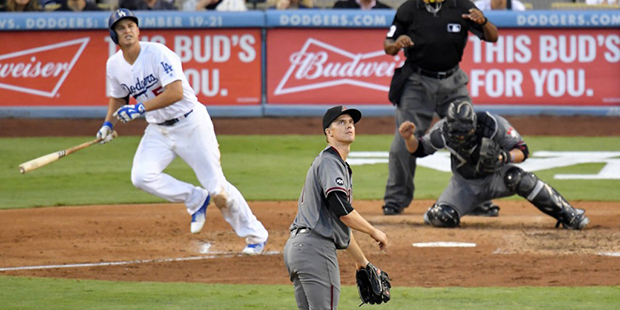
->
[[0, 251, 282, 272]]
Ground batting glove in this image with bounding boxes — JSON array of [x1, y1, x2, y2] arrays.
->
[[114, 102, 145, 123], [97, 121, 114, 144]]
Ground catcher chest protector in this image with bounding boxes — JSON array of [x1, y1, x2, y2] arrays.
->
[[109, 9, 139, 45]]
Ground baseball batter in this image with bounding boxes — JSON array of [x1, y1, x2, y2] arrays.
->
[[283, 106, 389, 309], [96, 9, 269, 255], [399, 100, 590, 229]]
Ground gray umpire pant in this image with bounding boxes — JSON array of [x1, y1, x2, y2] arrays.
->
[[384, 69, 471, 210], [283, 229, 340, 310]]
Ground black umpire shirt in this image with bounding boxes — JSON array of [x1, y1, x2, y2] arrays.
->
[[387, 0, 487, 72]]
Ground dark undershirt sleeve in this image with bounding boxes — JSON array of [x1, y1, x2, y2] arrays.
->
[[326, 191, 354, 217]]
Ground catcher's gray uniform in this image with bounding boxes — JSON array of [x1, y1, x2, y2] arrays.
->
[[412, 109, 589, 229], [419, 112, 523, 215], [283, 146, 353, 310]]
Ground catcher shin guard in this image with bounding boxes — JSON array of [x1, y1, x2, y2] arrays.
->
[[424, 203, 460, 228], [504, 167, 589, 230]]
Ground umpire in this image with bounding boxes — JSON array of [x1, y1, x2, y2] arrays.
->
[[382, 0, 498, 215], [283, 106, 389, 309]]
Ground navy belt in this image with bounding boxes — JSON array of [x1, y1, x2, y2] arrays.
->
[[290, 227, 311, 237], [412, 64, 459, 80], [157, 110, 193, 126]]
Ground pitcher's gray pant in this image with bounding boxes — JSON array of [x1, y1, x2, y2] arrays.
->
[[284, 230, 340, 310], [384, 69, 470, 209]]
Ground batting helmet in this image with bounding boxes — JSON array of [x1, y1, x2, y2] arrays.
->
[[108, 9, 139, 45], [444, 100, 477, 150]]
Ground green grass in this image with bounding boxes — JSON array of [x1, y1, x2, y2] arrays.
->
[[1, 135, 620, 209], [0, 276, 618, 310]]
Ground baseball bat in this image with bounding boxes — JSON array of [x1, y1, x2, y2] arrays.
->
[[18, 131, 118, 174]]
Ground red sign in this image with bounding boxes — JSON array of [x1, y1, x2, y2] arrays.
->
[[0, 29, 261, 106], [462, 28, 620, 106], [267, 28, 620, 106], [267, 29, 399, 105]]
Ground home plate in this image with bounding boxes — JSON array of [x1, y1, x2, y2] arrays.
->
[[412, 242, 477, 248]]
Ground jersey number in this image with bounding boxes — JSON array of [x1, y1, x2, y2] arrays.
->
[[153, 86, 164, 96]]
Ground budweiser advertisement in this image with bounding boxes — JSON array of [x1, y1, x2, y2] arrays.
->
[[267, 29, 401, 105], [0, 29, 261, 107], [267, 28, 620, 106], [461, 28, 620, 106]]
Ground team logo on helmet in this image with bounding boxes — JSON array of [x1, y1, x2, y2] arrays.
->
[[108, 9, 139, 45]]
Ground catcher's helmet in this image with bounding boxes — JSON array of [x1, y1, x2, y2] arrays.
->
[[108, 9, 139, 45], [444, 100, 477, 149]]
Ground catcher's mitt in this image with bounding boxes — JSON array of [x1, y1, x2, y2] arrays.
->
[[475, 137, 509, 174], [356, 263, 391, 306]]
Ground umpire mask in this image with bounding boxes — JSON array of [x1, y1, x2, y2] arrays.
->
[[444, 101, 477, 150]]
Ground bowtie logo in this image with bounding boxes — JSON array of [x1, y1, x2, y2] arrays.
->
[[274, 38, 403, 95], [0, 38, 89, 98]]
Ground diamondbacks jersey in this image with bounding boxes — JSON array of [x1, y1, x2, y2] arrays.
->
[[291, 146, 352, 249], [106, 42, 203, 124], [386, 0, 485, 71], [416, 112, 525, 179]]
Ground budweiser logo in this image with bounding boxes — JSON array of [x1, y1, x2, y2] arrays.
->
[[0, 38, 89, 98], [274, 38, 403, 95]]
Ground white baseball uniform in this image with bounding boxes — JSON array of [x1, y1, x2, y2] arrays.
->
[[106, 41, 268, 244]]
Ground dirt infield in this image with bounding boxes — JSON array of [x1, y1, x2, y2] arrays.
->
[[1, 201, 619, 287], [1, 115, 619, 288]]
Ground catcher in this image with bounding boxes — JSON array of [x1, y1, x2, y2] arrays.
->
[[399, 100, 590, 229], [283, 106, 391, 309]]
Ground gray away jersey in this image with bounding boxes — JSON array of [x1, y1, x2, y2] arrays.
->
[[291, 146, 352, 249]]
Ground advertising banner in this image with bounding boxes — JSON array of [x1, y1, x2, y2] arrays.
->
[[462, 28, 620, 106], [0, 29, 261, 106], [267, 28, 620, 106], [267, 28, 398, 105]]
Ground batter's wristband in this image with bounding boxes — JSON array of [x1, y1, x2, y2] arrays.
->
[[481, 17, 488, 26], [103, 121, 113, 130]]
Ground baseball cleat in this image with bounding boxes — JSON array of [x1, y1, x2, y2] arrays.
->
[[382, 205, 404, 216], [469, 202, 500, 217], [242, 240, 267, 256], [190, 194, 211, 234]]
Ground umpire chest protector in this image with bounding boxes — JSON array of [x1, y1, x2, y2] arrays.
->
[[392, 0, 484, 71]]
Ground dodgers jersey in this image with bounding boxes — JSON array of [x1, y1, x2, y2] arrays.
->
[[106, 42, 202, 124]]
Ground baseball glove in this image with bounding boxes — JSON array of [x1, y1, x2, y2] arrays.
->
[[356, 263, 391, 306], [475, 137, 509, 174]]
